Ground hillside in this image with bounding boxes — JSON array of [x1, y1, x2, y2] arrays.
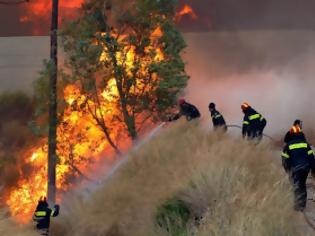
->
[[15, 122, 312, 235]]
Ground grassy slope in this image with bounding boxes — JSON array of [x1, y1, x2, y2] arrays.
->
[[0, 121, 312, 235], [45, 121, 310, 236]]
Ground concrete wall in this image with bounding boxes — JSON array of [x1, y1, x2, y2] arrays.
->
[[0, 36, 49, 92]]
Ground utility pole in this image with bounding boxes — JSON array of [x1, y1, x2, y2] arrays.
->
[[48, 0, 59, 205]]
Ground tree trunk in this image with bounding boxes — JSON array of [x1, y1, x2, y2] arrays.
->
[[48, 0, 58, 205], [108, 47, 137, 140]]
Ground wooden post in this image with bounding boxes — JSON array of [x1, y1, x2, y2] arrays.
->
[[48, 0, 59, 205]]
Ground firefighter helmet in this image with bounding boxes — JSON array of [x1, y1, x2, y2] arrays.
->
[[241, 102, 250, 111], [290, 125, 302, 134], [209, 102, 216, 110], [178, 98, 186, 105]]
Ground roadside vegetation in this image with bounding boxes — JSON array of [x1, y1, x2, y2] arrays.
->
[[48, 121, 310, 236]]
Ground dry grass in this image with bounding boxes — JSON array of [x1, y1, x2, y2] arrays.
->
[[1, 121, 311, 235], [0, 210, 37, 236], [50, 121, 309, 236]]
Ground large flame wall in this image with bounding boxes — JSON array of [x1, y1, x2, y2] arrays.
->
[[5, 21, 167, 222]]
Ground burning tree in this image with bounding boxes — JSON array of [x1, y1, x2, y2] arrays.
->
[[62, 0, 189, 146], [5, 0, 189, 222]]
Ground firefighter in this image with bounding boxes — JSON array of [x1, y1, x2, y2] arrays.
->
[[281, 126, 315, 211], [241, 102, 267, 140], [33, 197, 60, 236], [168, 98, 201, 122], [284, 120, 306, 144], [208, 102, 227, 131]]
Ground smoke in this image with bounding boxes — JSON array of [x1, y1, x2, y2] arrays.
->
[[183, 30, 315, 139], [0, 210, 36, 236]]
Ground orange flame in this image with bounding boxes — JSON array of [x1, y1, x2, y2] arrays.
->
[[20, 0, 83, 22], [151, 26, 163, 38], [176, 4, 198, 22], [19, 0, 84, 34], [6, 26, 165, 223]]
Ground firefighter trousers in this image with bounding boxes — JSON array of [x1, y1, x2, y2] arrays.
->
[[290, 168, 309, 211], [37, 229, 49, 236]]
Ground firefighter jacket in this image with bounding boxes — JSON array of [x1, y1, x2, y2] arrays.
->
[[33, 204, 59, 230], [171, 102, 201, 121], [210, 109, 226, 129], [284, 130, 306, 144], [242, 107, 266, 137], [281, 138, 315, 173]]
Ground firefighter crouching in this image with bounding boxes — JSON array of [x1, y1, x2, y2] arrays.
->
[[208, 102, 227, 131], [33, 197, 60, 236], [281, 126, 315, 211], [168, 98, 201, 122], [241, 102, 267, 140]]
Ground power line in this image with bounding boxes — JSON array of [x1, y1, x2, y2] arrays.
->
[[0, 0, 29, 5]]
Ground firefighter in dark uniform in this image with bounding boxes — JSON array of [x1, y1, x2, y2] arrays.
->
[[169, 98, 201, 122], [33, 197, 60, 236], [281, 126, 315, 211], [208, 102, 227, 131], [284, 120, 306, 144], [241, 102, 267, 140]]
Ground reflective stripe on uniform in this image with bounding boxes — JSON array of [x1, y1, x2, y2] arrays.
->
[[289, 143, 308, 150], [281, 152, 290, 159], [249, 114, 261, 120], [33, 216, 45, 221], [213, 114, 222, 119], [35, 211, 47, 217], [308, 150, 314, 155], [243, 121, 249, 125]]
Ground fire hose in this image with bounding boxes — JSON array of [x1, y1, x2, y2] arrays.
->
[[85, 122, 167, 188], [226, 124, 276, 142], [99, 122, 275, 186], [76, 122, 166, 192]]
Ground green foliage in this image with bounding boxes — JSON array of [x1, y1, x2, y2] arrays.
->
[[156, 198, 191, 235], [61, 0, 189, 140], [0, 91, 37, 190], [32, 60, 51, 118], [0, 90, 35, 146], [32, 60, 66, 137], [0, 91, 35, 148], [0, 91, 33, 125]]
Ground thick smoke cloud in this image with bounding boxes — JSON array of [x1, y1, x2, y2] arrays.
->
[[183, 30, 315, 138]]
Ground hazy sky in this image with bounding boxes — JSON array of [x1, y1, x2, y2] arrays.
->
[[1, 0, 315, 37]]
